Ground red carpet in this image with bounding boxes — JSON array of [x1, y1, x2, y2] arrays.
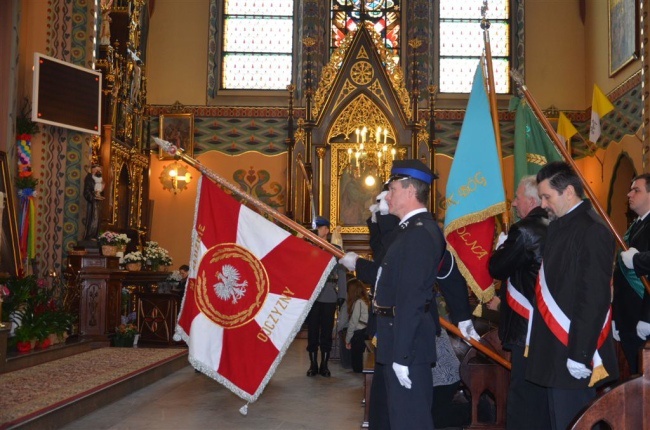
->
[[0, 347, 187, 429]]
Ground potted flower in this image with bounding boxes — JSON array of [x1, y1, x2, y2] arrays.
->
[[123, 251, 145, 271], [143, 241, 173, 271], [98, 231, 130, 256], [113, 323, 138, 347]]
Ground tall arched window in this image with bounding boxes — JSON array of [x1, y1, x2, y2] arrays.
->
[[438, 0, 511, 93], [221, 0, 294, 90], [210, 0, 515, 95]]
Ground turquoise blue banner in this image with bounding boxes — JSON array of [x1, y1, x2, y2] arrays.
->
[[444, 63, 506, 232]]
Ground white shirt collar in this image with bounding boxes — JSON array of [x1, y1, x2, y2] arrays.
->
[[638, 210, 650, 221], [400, 208, 427, 225], [566, 200, 583, 215]]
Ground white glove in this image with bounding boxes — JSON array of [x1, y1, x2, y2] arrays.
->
[[369, 203, 379, 223], [636, 320, 650, 340], [495, 232, 508, 249], [392, 362, 412, 389], [458, 319, 480, 341], [566, 358, 592, 379], [339, 252, 359, 271], [621, 248, 639, 269], [377, 191, 389, 215], [612, 320, 620, 342]]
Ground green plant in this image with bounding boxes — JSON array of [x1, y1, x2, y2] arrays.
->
[[15, 176, 38, 190], [4, 274, 77, 344], [115, 323, 138, 339], [12, 310, 37, 342], [16, 97, 39, 136]]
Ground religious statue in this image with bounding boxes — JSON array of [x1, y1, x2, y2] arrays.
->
[[83, 165, 103, 240], [100, 0, 113, 46]]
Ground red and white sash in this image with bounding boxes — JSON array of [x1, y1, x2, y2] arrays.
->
[[535, 263, 611, 371], [506, 279, 533, 348]]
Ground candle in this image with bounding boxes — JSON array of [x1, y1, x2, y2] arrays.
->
[[376, 126, 381, 143], [356, 128, 360, 144], [384, 129, 388, 144], [391, 148, 396, 160], [355, 151, 360, 167], [347, 148, 352, 164], [362, 127, 367, 143]]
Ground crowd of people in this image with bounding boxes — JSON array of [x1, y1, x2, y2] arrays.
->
[[304, 159, 649, 430]]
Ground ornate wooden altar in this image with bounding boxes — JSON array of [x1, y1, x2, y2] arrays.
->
[[69, 252, 171, 340], [93, 0, 152, 248], [292, 23, 437, 253]]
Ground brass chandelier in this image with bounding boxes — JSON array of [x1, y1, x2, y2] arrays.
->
[[345, 125, 396, 186]]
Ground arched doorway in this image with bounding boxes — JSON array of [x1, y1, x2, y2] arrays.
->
[[608, 153, 636, 236]]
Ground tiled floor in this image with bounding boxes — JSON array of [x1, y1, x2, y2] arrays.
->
[[60, 338, 368, 430]]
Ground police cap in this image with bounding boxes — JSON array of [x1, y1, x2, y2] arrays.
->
[[388, 159, 437, 185]]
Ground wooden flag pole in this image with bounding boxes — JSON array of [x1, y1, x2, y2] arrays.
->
[[482, 10, 510, 232], [440, 318, 512, 370], [153, 137, 341, 257], [510, 71, 650, 296], [154, 137, 513, 370]]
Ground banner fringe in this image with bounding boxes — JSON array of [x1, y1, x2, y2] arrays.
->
[[588, 365, 609, 387]]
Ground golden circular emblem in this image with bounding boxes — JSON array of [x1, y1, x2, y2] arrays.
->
[[351, 61, 374, 85], [194, 243, 269, 329]]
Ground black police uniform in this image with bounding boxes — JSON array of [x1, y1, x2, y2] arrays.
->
[[357, 210, 444, 430]]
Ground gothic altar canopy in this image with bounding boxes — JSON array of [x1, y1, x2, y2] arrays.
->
[[293, 23, 433, 247]]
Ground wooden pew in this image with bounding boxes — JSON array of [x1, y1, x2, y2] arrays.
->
[[571, 342, 650, 430], [459, 329, 510, 429], [361, 340, 375, 428]]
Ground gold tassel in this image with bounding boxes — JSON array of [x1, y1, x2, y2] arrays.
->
[[472, 303, 483, 318], [371, 335, 377, 348], [588, 365, 609, 387], [524, 345, 529, 357]]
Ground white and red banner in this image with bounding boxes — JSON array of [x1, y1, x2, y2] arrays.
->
[[175, 177, 335, 402]]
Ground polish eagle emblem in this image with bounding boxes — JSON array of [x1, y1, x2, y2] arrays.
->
[[213, 264, 248, 304]]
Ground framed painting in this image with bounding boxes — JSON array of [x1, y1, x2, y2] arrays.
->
[[608, 0, 638, 76], [159, 113, 194, 160], [329, 143, 383, 234]]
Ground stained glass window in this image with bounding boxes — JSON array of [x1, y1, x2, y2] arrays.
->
[[439, 0, 510, 93], [221, 0, 294, 90], [331, 0, 401, 64]]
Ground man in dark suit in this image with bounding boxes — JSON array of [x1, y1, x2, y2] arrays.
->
[[488, 175, 550, 430], [340, 159, 477, 430], [615, 173, 650, 374], [528, 162, 618, 430]]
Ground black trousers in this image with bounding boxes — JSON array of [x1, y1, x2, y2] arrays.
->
[[350, 329, 367, 373], [507, 344, 550, 430], [369, 362, 390, 430], [547, 386, 595, 430], [620, 330, 645, 374], [306, 301, 337, 353], [384, 361, 434, 430]]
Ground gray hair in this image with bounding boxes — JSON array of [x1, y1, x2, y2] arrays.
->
[[519, 175, 541, 205]]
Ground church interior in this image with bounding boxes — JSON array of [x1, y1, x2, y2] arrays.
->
[[1, 0, 650, 428]]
